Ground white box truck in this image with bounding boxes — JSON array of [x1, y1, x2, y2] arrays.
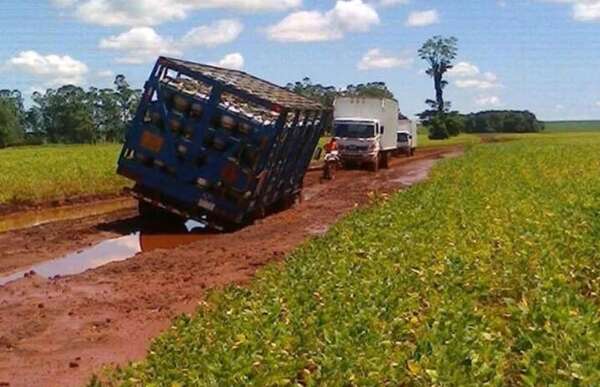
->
[[396, 118, 418, 156], [333, 97, 399, 171]]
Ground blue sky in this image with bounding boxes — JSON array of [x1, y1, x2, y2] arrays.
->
[[1, 0, 599, 120]]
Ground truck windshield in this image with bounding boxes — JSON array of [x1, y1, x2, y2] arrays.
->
[[397, 133, 409, 142], [334, 122, 375, 138]]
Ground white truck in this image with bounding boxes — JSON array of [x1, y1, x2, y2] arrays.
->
[[396, 118, 418, 156], [333, 97, 399, 171]]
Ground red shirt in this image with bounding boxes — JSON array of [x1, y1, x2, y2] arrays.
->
[[324, 140, 338, 153]]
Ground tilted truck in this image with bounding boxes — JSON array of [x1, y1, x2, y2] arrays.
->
[[333, 97, 399, 171], [117, 57, 326, 230]]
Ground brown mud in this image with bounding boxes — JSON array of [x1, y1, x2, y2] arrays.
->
[[0, 147, 461, 387], [0, 192, 131, 218]]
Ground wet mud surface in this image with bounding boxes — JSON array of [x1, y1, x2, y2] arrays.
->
[[0, 147, 461, 387]]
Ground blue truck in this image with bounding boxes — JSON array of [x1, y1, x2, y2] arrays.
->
[[117, 57, 326, 230]]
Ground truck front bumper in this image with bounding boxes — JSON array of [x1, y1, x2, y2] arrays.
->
[[340, 151, 378, 162]]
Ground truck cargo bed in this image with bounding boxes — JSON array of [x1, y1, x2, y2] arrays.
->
[[117, 57, 326, 228]]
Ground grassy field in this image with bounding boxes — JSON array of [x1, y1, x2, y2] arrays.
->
[[418, 132, 481, 148], [108, 134, 600, 385], [0, 144, 127, 205], [544, 120, 600, 133]]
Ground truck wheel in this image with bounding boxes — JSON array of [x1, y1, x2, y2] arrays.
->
[[370, 158, 379, 172], [380, 152, 390, 169]]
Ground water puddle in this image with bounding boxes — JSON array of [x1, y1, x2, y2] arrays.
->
[[391, 159, 437, 185], [0, 220, 207, 287], [0, 197, 135, 234], [391, 152, 462, 185]]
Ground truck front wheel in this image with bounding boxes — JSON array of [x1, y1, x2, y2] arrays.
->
[[379, 152, 390, 169], [370, 157, 379, 172]]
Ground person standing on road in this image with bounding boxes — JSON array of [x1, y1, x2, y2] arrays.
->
[[324, 137, 338, 153]]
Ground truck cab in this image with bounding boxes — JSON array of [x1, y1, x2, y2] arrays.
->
[[333, 97, 399, 171], [396, 130, 415, 156], [334, 118, 382, 166]]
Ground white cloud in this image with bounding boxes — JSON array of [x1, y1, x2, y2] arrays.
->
[[267, 11, 340, 41], [378, 0, 409, 6], [406, 9, 440, 27], [99, 27, 182, 64], [448, 61, 480, 78], [4, 50, 88, 86], [596, 101, 600, 107], [456, 78, 500, 90], [267, 0, 379, 42], [213, 53, 245, 70], [357, 48, 413, 70], [181, 19, 243, 48], [555, 104, 565, 110], [573, 1, 600, 20], [54, 0, 301, 27], [99, 20, 242, 64], [540, 0, 600, 22], [448, 61, 502, 90], [475, 95, 502, 107]]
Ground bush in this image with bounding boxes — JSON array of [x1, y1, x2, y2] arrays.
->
[[428, 115, 449, 139], [445, 115, 465, 136], [464, 111, 543, 133]]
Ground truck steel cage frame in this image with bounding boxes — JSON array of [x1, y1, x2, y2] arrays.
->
[[117, 57, 327, 228]]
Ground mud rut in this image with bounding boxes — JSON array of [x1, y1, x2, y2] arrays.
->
[[0, 147, 461, 387]]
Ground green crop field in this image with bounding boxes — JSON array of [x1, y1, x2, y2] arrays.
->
[[418, 132, 481, 148], [0, 144, 127, 206], [107, 134, 600, 386], [544, 120, 600, 133]]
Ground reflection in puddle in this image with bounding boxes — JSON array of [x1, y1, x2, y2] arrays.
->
[[0, 220, 207, 286]]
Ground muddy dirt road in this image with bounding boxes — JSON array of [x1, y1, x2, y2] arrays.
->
[[0, 147, 461, 386]]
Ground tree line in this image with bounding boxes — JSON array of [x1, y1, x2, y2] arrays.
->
[[1, 45, 546, 149], [0, 75, 141, 148], [285, 78, 395, 108]]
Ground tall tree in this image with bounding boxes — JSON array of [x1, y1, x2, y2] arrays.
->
[[342, 82, 395, 99], [114, 74, 142, 132], [0, 99, 23, 148], [32, 85, 96, 144], [286, 77, 337, 108], [418, 36, 458, 116]]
